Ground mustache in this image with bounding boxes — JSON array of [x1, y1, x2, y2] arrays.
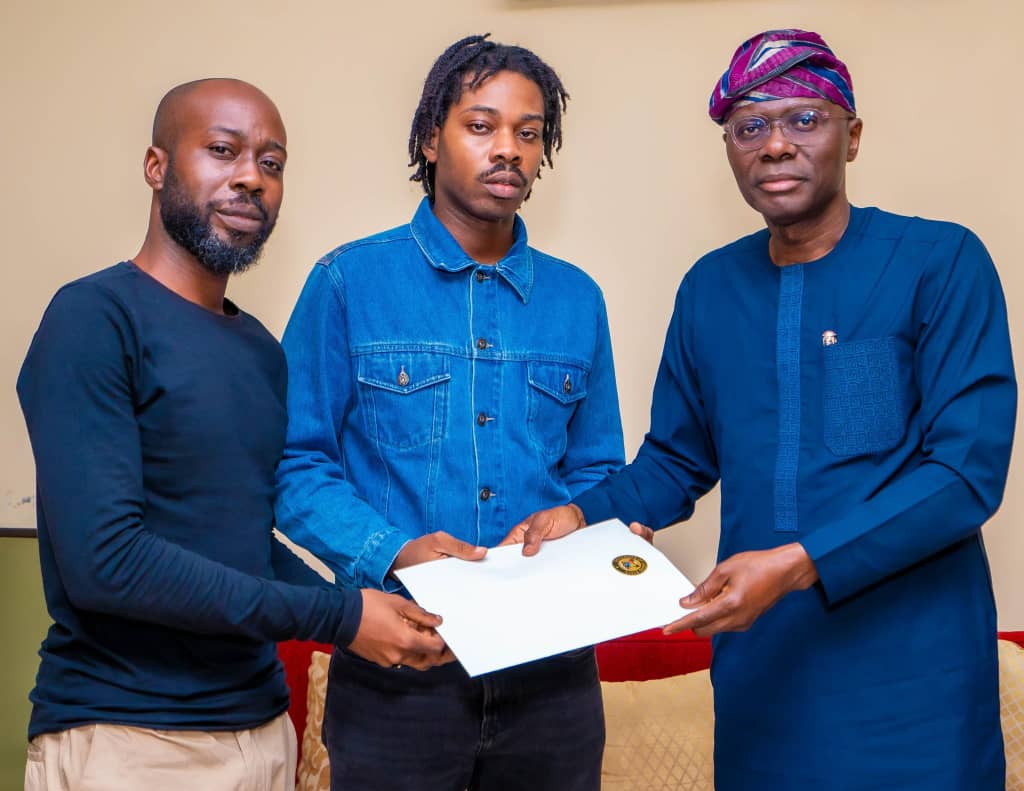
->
[[478, 163, 527, 187], [213, 193, 269, 222]]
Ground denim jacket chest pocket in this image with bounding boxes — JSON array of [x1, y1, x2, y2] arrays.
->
[[527, 361, 589, 460], [822, 336, 909, 457], [356, 352, 451, 450]]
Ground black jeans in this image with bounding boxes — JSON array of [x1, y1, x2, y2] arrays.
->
[[324, 646, 605, 791]]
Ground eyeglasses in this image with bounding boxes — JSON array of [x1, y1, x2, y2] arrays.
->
[[725, 107, 855, 151]]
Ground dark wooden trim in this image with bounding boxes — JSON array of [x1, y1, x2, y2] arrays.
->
[[0, 526, 37, 538]]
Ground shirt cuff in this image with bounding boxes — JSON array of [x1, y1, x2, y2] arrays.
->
[[571, 486, 614, 526], [356, 528, 414, 592], [798, 528, 855, 606], [332, 587, 364, 648]]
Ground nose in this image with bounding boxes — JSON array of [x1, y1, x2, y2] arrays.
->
[[759, 122, 796, 161], [230, 152, 264, 194], [490, 126, 522, 164]]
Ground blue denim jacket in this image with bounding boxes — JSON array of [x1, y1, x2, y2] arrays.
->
[[275, 199, 625, 589]]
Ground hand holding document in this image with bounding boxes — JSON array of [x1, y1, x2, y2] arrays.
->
[[395, 519, 696, 676]]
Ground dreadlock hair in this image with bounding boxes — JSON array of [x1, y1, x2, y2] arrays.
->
[[408, 34, 570, 199]]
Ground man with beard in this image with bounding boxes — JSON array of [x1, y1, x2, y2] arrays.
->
[[17, 78, 450, 791], [506, 29, 1016, 790], [274, 36, 624, 790]]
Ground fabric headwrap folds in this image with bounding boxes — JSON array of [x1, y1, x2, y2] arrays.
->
[[709, 29, 855, 124]]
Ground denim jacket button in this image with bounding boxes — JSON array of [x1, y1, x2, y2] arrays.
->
[[477, 412, 488, 426], [479, 487, 492, 501], [563, 374, 572, 394], [397, 367, 410, 387], [475, 270, 488, 283], [476, 338, 488, 350]]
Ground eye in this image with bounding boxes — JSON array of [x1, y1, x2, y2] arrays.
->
[[789, 110, 820, 132], [468, 121, 491, 134], [519, 129, 540, 141], [734, 117, 767, 140], [208, 144, 234, 157], [260, 158, 284, 173]]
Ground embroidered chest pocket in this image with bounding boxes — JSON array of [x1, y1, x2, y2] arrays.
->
[[822, 336, 907, 457], [357, 352, 451, 450], [527, 361, 589, 460]]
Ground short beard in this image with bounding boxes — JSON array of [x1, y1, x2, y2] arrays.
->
[[159, 163, 275, 276]]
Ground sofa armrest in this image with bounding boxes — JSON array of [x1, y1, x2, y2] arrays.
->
[[595, 629, 712, 681]]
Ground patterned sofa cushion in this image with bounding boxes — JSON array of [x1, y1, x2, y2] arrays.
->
[[600, 671, 714, 790], [297, 650, 331, 791], [1001, 639, 1024, 790]]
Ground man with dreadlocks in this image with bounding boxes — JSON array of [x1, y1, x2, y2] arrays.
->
[[274, 35, 624, 790], [508, 28, 1015, 790]]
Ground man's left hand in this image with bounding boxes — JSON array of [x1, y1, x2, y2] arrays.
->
[[664, 543, 819, 637], [498, 504, 586, 555]]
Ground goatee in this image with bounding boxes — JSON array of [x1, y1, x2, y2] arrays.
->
[[159, 163, 276, 276]]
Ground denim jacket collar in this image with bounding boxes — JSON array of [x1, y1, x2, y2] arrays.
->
[[410, 198, 534, 303]]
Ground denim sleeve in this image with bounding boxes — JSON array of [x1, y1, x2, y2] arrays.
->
[[572, 275, 720, 528], [801, 231, 1017, 605], [274, 263, 412, 591], [560, 290, 626, 498], [16, 284, 362, 648]]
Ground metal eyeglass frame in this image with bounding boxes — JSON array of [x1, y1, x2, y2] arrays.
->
[[725, 107, 857, 151]]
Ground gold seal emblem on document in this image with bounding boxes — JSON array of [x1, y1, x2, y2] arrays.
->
[[612, 555, 648, 576]]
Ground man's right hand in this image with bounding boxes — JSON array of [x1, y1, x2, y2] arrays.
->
[[347, 589, 453, 670], [390, 531, 487, 573]]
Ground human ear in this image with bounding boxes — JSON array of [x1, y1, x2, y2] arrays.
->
[[846, 118, 863, 163], [143, 146, 170, 190], [421, 127, 440, 164]]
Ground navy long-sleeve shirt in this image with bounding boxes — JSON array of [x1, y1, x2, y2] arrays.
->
[[574, 207, 1016, 790], [17, 262, 362, 739]]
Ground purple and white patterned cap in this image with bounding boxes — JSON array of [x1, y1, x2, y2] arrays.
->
[[709, 29, 855, 125]]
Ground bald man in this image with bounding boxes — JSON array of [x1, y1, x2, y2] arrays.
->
[[17, 78, 450, 791]]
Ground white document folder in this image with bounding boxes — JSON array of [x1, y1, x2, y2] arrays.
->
[[394, 519, 696, 676]]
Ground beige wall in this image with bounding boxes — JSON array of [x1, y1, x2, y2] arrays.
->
[[2, 0, 1021, 626]]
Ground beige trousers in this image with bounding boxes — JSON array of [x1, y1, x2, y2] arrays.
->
[[24, 711, 296, 791]]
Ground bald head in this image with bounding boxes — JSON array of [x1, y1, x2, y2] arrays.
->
[[152, 78, 284, 153], [139, 77, 287, 279]]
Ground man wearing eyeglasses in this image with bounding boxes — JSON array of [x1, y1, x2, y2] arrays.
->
[[504, 29, 1016, 790]]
